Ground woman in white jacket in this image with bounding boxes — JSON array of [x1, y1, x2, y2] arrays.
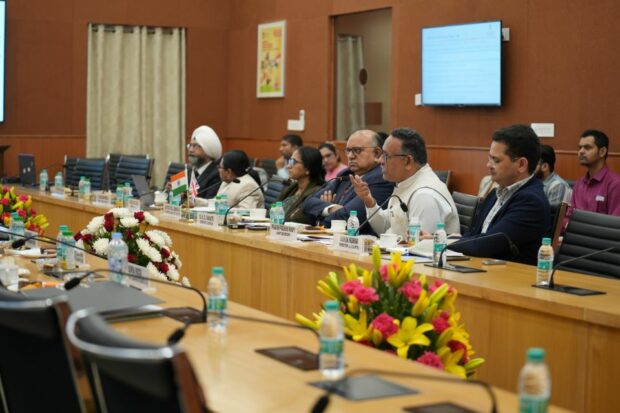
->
[[216, 150, 264, 209]]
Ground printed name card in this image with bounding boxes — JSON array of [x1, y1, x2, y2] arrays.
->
[[162, 204, 182, 220], [93, 192, 114, 207], [331, 233, 375, 255], [128, 199, 141, 212], [195, 212, 221, 229], [269, 224, 299, 242], [24, 229, 38, 249], [50, 186, 66, 199], [74, 248, 87, 266], [127, 263, 151, 291]]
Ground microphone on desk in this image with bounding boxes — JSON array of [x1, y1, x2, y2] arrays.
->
[[355, 194, 408, 235], [533, 247, 614, 295], [223, 180, 270, 225], [311, 367, 497, 413], [7, 231, 106, 259], [425, 232, 519, 273]]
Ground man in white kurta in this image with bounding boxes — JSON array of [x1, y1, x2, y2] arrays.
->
[[351, 128, 460, 238]]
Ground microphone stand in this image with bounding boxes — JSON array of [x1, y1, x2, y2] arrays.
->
[[223, 180, 270, 225], [532, 247, 613, 296]]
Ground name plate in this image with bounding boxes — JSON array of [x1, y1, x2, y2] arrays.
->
[[331, 233, 375, 255], [50, 186, 66, 199], [128, 199, 141, 212], [93, 192, 114, 207], [269, 223, 299, 242], [127, 263, 151, 291], [196, 211, 221, 228], [24, 229, 38, 249], [74, 248, 87, 266], [162, 204, 182, 219]]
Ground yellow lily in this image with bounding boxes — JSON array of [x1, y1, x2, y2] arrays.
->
[[465, 357, 485, 375], [438, 346, 467, 378], [317, 280, 339, 300], [429, 283, 450, 305], [372, 244, 382, 272], [387, 317, 433, 359], [294, 310, 325, 331], [344, 309, 371, 342], [361, 268, 373, 288], [394, 259, 414, 288], [412, 289, 430, 316], [422, 302, 439, 323], [436, 327, 454, 349], [347, 295, 360, 314]]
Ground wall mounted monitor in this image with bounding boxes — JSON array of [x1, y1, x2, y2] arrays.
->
[[422, 20, 502, 106]]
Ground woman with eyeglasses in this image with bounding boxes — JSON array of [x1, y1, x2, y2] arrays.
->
[[215, 150, 264, 209], [319, 142, 347, 181], [275, 146, 325, 224]]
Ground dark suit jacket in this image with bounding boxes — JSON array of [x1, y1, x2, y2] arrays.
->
[[302, 165, 394, 234], [196, 160, 221, 199], [451, 177, 550, 265], [276, 181, 321, 225]]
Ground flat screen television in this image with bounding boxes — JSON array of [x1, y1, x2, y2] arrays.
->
[[422, 20, 502, 106], [18, 154, 36, 185]]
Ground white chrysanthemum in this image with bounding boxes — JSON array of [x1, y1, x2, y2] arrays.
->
[[143, 212, 159, 225], [87, 216, 104, 233], [92, 238, 110, 256], [75, 239, 85, 250], [173, 253, 182, 269], [120, 217, 139, 228], [181, 276, 191, 287], [147, 262, 167, 281], [145, 230, 165, 248], [167, 264, 180, 281], [137, 237, 162, 263], [109, 208, 131, 218]]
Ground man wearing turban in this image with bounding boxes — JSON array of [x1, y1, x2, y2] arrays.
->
[[187, 125, 222, 199]]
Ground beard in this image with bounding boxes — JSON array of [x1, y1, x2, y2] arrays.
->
[[188, 155, 205, 167]]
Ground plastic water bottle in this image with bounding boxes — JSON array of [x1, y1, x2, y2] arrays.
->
[[123, 182, 133, 205], [84, 178, 91, 202], [39, 169, 48, 192], [319, 300, 345, 380], [346, 210, 360, 236], [536, 238, 554, 287], [432, 222, 447, 267], [208, 266, 228, 330], [78, 176, 86, 202], [518, 347, 551, 413], [269, 202, 278, 224], [115, 185, 124, 207], [272, 201, 285, 225], [108, 232, 129, 284], [55, 225, 68, 270], [54, 172, 63, 188], [9, 215, 25, 242], [61, 231, 76, 270], [408, 216, 421, 246]]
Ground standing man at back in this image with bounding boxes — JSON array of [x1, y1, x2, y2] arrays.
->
[[566, 129, 620, 221]]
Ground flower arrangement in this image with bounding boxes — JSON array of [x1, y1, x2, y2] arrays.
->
[[1, 186, 49, 234], [295, 246, 484, 378], [74, 208, 189, 286]]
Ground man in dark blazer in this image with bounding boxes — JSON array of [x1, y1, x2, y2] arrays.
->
[[188, 125, 222, 200], [450, 124, 550, 265], [302, 129, 394, 234]]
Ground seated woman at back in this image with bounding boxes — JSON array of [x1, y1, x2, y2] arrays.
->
[[276, 146, 325, 225], [319, 142, 347, 181], [215, 150, 264, 209]]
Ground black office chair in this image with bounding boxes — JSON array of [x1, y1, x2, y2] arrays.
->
[[74, 158, 107, 191], [67, 310, 210, 413], [549, 202, 569, 251], [556, 209, 620, 279], [264, 175, 287, 209], [258, 159, 278, 178], [114, 156, 153, 197], [452, 191, 480, 235], [434, 170, 451, 188], [106, 153, 149, 190], [163, 161, 186, 189], [64, 155, 80, 189], [0, 291, 90, 413]]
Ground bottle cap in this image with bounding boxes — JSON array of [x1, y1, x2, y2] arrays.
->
[[275, 201, 282, 207], [62, 231, 73, 236], [41, 169, 47, 173], [436, 222, 445, 229], [80, 176, 86, 180], [542, 237, 551, 245], [324, 300, 339, 311], [212, 266, 224, 276], [111, 232, 122, 240], [527, 347, 545, 362], [349, 210, 357, 216], [59, 225, 68, 231]]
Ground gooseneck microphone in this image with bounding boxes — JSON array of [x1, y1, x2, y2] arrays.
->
[[425, 232, 519, 273], [6, 230, 106, 259], [355, 194, 408, 236], [311, 367, 497, 413], [532, 246, 614, 295], [223, 180, 270, 225]]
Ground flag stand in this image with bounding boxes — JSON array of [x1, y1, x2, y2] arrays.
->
[[179, 167, 194, 223]]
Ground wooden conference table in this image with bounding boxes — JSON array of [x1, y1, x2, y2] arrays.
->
[[23, 187, 620, 412], [15, 256, 568, 413]]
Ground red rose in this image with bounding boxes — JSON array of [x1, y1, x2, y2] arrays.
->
[[30, 208, 37, 216], [81, 233, 93, 242], [371, 313, 398, 338], [143, 234, 150, 242], [134, 211, 145, 222], [105, 212, 113, 220], [2, 186, 8, 193], [1, 198, 8, 206], [104, 220, 114, 232], [159, 263, 169, 273], [17, 209, 27, 218], [341, 280, 362, 295], [19, 195, 29, 202], [160, 247, 170, 258], [74, 232, 82, 241], [352, 286, 379, 305], [127, 254, 136, 263], [124, 230, 133, 240]]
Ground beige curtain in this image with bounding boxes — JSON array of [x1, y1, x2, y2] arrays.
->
[[86, 24, 186, 186], [336, 35, 365, 140]]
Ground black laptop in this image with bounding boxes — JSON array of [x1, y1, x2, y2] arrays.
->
[[18, 153, 36, 185]]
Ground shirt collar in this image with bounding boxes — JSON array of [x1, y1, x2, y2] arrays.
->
[[587, 165, 609, 182], [496, 174, 533, 202], [195, 160, 211, 176], [395, 164, 430, 188]]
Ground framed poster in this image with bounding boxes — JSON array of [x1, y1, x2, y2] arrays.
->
[[257, 20, 286, 98]]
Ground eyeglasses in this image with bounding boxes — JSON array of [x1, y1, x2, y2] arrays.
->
[[186, 143, 201, 150], [487, 155, 519, 165], [382, 153, 409, 162], [344, 146, 377, 156], [287, 158, 301, 167]]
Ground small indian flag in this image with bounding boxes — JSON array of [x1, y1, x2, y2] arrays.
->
[[170, 170, 188, 197]]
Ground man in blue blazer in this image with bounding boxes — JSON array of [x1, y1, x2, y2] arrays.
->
[[451, 124, 550, 265], [302, 130, 394, 234]]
